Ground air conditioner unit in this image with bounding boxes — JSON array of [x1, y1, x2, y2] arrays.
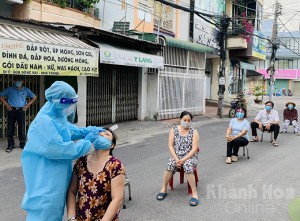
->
[[6, 0, 23, 4]]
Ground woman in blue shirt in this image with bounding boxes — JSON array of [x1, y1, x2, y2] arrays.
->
[[225, 107, 250, 164]]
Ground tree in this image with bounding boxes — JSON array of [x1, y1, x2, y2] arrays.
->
[[75, 0, 100, 9]]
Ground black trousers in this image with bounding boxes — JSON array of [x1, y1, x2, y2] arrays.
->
[[7, 108, 26, 147], [227, 137, 249, 157], [250, 122, 280, 140]]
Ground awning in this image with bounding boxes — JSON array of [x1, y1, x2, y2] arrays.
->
[[240, 61, 256, 70], [91, 40, 164, 69], [246, 70, 263, 77], [0, 23, 99, 76], [163, 36, 215, 54]]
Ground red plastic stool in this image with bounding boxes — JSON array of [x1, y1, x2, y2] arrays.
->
[[169, 166, 198, 194], [168, 147, 200, 194]]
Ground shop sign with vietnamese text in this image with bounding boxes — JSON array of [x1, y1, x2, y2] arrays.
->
[[100, 47, 164, 69], [0, 39, 99, 76]]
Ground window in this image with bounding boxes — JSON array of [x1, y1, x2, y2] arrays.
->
[[292, 59, 298, 69]]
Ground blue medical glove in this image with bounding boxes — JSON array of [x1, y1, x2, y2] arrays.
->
[[93, 136, 112, 150], [84, 127, 99, 142]]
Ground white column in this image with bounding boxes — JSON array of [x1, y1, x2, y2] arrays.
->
[[137, 67, 148, 120], [77, 76, 87, 127]]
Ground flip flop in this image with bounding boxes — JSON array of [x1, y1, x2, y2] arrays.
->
[[156, 192, 167, 201], [250, 139, 259, 142], [189, 197, 199, 206]]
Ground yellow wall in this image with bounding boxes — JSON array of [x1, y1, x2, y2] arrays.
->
[[133, 0, 154, 33]]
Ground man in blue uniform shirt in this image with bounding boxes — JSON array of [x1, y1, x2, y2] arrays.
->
[[0, 75, 37, 153]]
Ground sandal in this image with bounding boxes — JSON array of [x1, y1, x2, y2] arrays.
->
[[156, 192, 167, 201], [189, 197, 199, 206], [250, 139, 259, 142], [272, 142, 279, 147]]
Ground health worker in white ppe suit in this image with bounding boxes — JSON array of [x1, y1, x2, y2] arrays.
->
[[21, 81, 105, 221]]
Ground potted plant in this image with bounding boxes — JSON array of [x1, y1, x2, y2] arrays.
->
[[254, 85, 263, 104]]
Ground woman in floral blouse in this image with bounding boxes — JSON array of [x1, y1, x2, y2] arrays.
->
[[67, 129, 125, 221]]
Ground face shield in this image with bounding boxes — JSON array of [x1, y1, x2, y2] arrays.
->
[[52, 97, 78, 123]]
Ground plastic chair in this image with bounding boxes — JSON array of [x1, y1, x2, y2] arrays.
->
[[260, 131, 273, 143], [168, 166, 198, 194], [168, 147, 200, 194], [282, 121, 296, 134], [123, 176, 132, 209], [242, 145, 249, 159]]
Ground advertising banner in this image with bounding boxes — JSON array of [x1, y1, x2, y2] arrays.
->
[[193, 16, 220, 55], [0, 38, 99, 76], [252, 30, 266, 60]]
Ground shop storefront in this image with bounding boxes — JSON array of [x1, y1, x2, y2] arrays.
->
[[85, 40, 164, 125], [258, 69, 299, 96], [229, 61, 262, 97], [0, 21, 99, 137]]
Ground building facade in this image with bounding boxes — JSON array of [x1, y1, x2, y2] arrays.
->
[[96, 0, 213, 119], [226, 0, 266, 101], [0, 0, 163, 139], [256, 19, 300, 96]]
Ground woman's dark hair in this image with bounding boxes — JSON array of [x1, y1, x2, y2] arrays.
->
[[105, 127, 117, 156], [236, 107, 247, 118], [180, 111, 193, 120]]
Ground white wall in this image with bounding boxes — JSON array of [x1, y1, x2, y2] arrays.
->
[[77, 77, 87, 127], [205, 76, 211, 99], [146, 73, 159, 120], [96, 0, 135, 31]]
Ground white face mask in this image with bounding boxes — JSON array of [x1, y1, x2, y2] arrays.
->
[[62, 104, 76, 116], [181, 120, 191, 129]]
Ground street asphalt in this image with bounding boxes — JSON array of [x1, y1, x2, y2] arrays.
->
[[0, 96, 299, 221]]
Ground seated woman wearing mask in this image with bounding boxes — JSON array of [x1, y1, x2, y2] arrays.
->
[[156, 111, 200, 206], [225, 107, 250, 164], [281, 102, 300, 135], [66, 128, 125, 221]]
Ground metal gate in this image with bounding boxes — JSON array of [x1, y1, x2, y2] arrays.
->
[[157, 47, 206, 120], [86, 64, 138, 126], [0, 75, 40, 138]]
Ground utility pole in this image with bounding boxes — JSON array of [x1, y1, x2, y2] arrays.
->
[[268, 0, 281, 101], [217, 15, 230, 118]]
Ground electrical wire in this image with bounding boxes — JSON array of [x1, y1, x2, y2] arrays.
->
[[278, 39, 300, 55], [277, 17, 300, 46]]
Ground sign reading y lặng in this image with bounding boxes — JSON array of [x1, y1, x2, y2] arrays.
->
[[0, 39, 99, 76], [100, 45, 164, 69]]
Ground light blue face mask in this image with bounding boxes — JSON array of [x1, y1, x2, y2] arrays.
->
[[15, 81, 22, 88], [265, 106, 272, 111], [288, 105, 294, 110], [93, 136, 112, 150], [236, 112, 244, 119]]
